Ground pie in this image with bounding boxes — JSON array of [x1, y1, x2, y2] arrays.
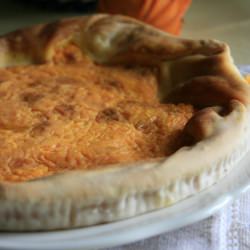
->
[[0, 14, 249, 231]]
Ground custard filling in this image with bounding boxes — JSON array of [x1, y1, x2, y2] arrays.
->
[[0, 57, 194, 181]]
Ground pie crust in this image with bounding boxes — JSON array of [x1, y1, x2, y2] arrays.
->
[[0, 14, 250, 231]]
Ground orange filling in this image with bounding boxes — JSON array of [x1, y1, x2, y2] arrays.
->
[[0, 55, 194, 182]]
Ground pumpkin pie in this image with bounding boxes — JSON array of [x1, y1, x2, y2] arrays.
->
[[0, 15, 249, 231]]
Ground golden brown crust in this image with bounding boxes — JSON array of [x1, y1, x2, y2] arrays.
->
[[0, 14, 249, 231]]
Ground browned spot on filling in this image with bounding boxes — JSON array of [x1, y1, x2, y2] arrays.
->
[[54, 104, 75, 117], [0, 78, 6, 84], [28, 80, 43, 87], [9, 158, 32, 168], [50, 85, 60, 93], [96, 108, 124, 122], [101, 79, 124, 90], [135, 119, 159, 134], [21, 92, 43, 104], [30, 120, 50, 136]]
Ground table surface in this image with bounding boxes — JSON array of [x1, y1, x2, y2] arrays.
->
[[0, 0, 249, 64]]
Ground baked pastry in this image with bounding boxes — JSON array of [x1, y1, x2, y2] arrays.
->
[[0, 14, 249, 231]]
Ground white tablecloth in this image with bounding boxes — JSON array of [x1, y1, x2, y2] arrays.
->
[[107, 192, 250, 250]]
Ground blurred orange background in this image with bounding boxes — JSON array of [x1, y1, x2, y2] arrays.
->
[[99, 0, 192, 35]]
